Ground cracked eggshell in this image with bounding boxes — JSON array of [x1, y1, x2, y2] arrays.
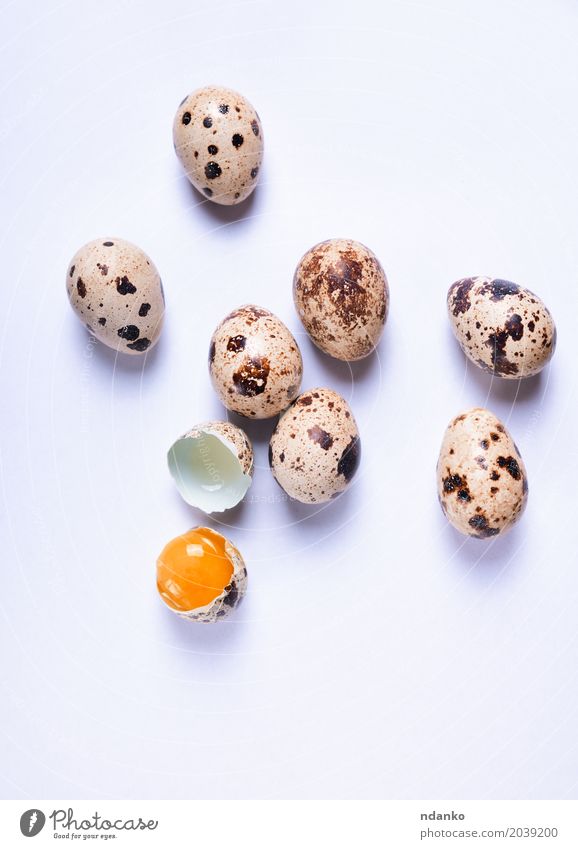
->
[[168, 421, 253, 513], [437, 407, 528, 539], [293, 238, 389, 360], [157, 527, 247, 623], [447, 276, 556, 378], [173, 85, 264, 205], [208, 305, 303, 419], [66, 237, 165, 354], [269, 388, 361, 504]]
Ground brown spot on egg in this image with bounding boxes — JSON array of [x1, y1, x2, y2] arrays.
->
[[227, 335, 246, 352], [481, 279, 520, 301], [468, 514, 500, 538], [442, 473, 471, 501], [337, 436, 360, 482], [485, 328, 519, 375], [449, 278, 475, 315], [497, 455, 521, 480], [116, 275, 137, 295], [233, 357, 270, 397], [307, 426, 334, 450]]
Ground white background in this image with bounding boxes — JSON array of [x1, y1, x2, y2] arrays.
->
[[1, 0, 577, 801]]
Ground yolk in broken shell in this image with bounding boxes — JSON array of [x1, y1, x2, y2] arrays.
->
[[157, 527, 234, 612]]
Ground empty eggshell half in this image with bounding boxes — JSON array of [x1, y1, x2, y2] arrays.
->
[[168, 421, 253, 513]]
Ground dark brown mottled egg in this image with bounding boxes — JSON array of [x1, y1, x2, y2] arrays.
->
[[293, 238, 389, 360], [447, 276, 556, 378]]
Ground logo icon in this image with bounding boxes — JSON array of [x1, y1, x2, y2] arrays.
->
[[19, 809, 46, 837]]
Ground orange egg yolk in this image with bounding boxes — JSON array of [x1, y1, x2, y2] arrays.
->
[[157, 527, 234, 612]]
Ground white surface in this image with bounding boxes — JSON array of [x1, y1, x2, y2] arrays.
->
[[1, 0, 577, 801]]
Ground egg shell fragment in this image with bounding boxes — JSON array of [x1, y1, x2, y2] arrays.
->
[[168, 421, 253, 513], [173, 85, 264, 205], [437, 407, 528, 539], [209, 305, 303, 419], [66, 237, 165, 354], [293, 238, 389, 361], [447, 276, 556, 378], [269, 388, 361, 504], [157, 527, 247, 623]]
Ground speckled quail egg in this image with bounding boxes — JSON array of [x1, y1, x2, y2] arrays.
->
[[209, 305, 303, 419], [437, 407, 528, 539], [66, 237, 164, 354], [168, 421, 253, 513], [293, 238, 389, 360], [157, 526, 247, 623], [447, 277, 556, 378], [269, 388, 361, 503], [173, 85, 264, 205]]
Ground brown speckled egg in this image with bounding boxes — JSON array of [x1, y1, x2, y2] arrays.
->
[[209, 305, 303, 419], [269, 388, 361, 503], [447, 277, 556, 378], [66, 237, 164, 354], [293, 238, 389, 360], [437, 408, 528, 539], [173, 85, 264, 205]]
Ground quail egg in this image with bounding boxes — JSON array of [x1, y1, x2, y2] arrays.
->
[[173, 85, 264, 205], [293, 238, 389, 360], [168, 421, 253, 513], [157, 527, 247, 622], [209, 305, 303, 419], [447, 276, 556, 378], [66, 237, 165, 354], [269, 388, 361, 503], [437, 407, 528, 539]]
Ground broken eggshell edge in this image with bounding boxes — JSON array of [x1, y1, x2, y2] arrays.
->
[[159, 531, 248, 623]]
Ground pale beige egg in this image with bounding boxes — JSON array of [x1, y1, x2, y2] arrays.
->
[[66, 237, 164, 354], [437, 407, 528, 539], [173, 85, 263, 205], [208, 305, 303, 419], [269, 388, 361, 504]]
